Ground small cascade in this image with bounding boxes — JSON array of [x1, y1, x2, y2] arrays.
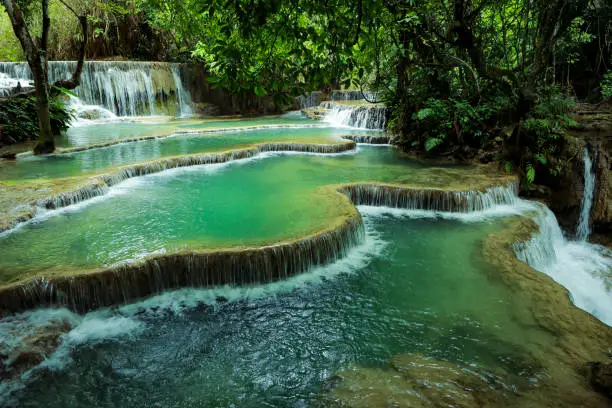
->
[[343, 135, 391, 145], [577, 147, 596, 241], [321, 101, 386, 130], [330, 90, 376, 101], [296, 90, 378, 109], [0, 216, 365, 313], [0, 72, 31, 96], [0, 61, 194, 117], [171, 65, 193, 117], [340, 183, 519, 213], [513, 202, 612, 325], [295, 91, 326, 108]]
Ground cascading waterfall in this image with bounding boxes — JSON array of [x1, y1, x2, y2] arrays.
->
[[342, 135, 391, 145], [296, 90, 377, 109], [171, 65, 193, 117], [321, 101, 386, 130], [1, 178, 523, 313], [0, 216, 365, 313], [0, 61, 193, 117], [0, 72, 31, 96], [329, 90, 376, 101], [340, 183, 519, 213], [577, 147, 596, 241], [513, 202, 612, 325], [296, 91, 325, 108]]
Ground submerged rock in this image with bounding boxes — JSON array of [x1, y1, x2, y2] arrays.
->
[[325, 353, 505, 407], [0, 316, 72, 382], [588, 361, 612, 399]]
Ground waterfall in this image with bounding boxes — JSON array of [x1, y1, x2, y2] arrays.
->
[[322, 102, 387, 130], [342, 135, 391, 145], [0, 61, 194, 117], [171, 65, 193, 117], [0, 72, 31, 96], [296, 91, 325, 108], [340, 183, 519, 213], [513, 202, 612, 325], [577, 147, 596, 241], [330, 90, 376, 101], [296, 90, 378, 109]]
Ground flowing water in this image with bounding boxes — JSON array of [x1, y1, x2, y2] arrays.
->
[[577, 147, 596, 241], [2, 210, 551, 407], [1, 114, 611, 406], [0, 126, 371, 181], [0, 62, 193, 116], [55, 115, 322, 148], [322, 102, 386, 130], [0, 147, 433, 278], [513, 203, 612, 325]]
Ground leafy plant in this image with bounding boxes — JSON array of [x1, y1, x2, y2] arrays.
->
[[0, 96, 73, 148], [602, 71, 612, 99], [519, 87, 577, 184]]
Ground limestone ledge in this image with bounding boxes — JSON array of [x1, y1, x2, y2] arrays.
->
[[0, 140, 356, 232], [51, 123, 329, 155], [0, 176, 520, 314]]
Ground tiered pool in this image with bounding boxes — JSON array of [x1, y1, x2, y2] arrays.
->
[[0, 115, 610, 408]]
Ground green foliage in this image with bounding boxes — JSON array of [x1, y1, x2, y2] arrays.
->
[[0, 7, 24, 60], [521, 89, 576, 141], [0, 97, 73, 147], [525, 163, 536, 186], [425, 137, 443, 152], [519, 87, 576, 184], [602, 71, 612, 98], [411, 95, 509, 153]]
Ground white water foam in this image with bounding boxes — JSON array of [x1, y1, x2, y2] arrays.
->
[[357, 201, 533, 223], [323, 103, 386, 130], [0, 218, 386, 404], [513, 203, 612, 325], [577, 147, 596, 241], [0, 61, 194, 117]]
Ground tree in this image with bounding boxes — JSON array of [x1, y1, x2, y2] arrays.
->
[[2, 0, 88, 154]]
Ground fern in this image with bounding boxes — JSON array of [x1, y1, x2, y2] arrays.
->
[[425, 137, 443, 151], [416, 108, 434, 120], [525, 163, 536, 186]]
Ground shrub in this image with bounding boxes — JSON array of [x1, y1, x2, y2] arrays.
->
[[0, 96, 73, 148], [518, 87, 576, 185]]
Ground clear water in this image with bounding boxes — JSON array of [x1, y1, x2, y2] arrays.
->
[[1, 117, 609, 408], [577, 147, 595, 241], [0, 147, 430, 281], [56, 115, 320, 148], [0, 126, 367, 181], [5, 212, 549, 407]]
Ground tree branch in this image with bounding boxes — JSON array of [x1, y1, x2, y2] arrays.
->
[[52, 4, 88, 91]]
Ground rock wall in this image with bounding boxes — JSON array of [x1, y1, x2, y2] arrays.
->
[[543, 131, 612, 243], [591, 139, 612, 241]]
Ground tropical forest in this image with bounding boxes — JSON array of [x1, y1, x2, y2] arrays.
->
[[0, 0, 611, 406]]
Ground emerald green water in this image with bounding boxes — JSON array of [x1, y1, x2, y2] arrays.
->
[[57, 115, 320, 148], [0, 147, 431, 281], [0, 120, 558, 407], [7, 214, 549, 407], [0, 126, 367, 181]]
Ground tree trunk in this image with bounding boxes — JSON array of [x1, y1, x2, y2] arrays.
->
[[32, 65, 54, 154], [3, 0, 88, 154]]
